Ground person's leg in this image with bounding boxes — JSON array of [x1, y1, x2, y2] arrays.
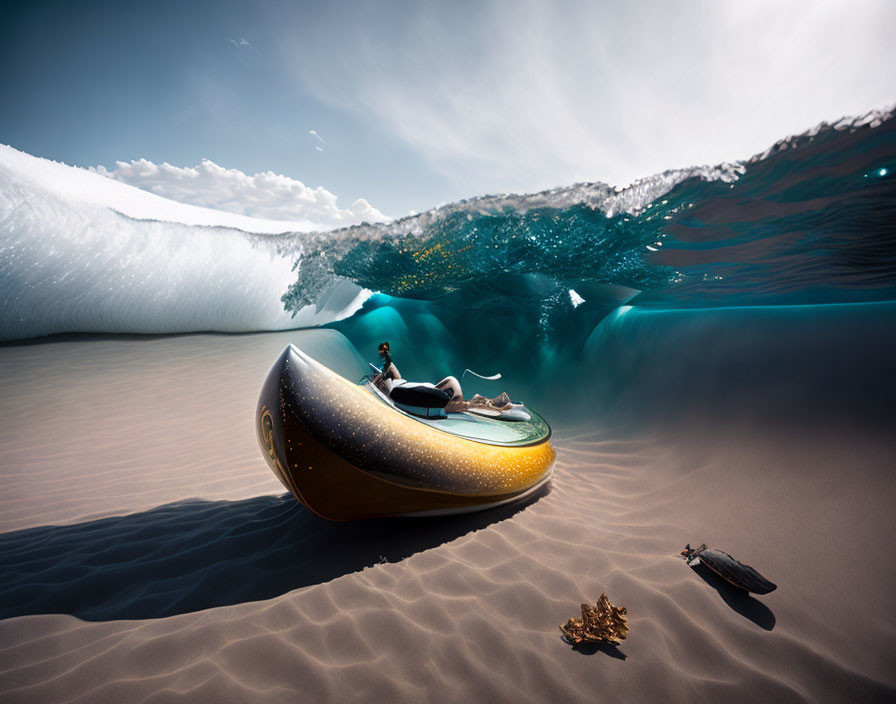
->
[[435, 376, 463, 400]]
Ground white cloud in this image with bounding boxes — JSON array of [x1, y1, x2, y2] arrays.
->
[[278, 0, 896, 195], [225, 37, 252, 49], [92, 158, 388, 229]]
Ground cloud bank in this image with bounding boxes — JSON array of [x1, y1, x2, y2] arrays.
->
[[92, 158, 388, 229], [278, 0, 896, 196]]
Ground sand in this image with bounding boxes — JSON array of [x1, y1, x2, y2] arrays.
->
[[1, 330, 895, 703]]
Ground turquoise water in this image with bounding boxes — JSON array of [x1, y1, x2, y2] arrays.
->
[[285, 112, 895, 313], [292, 113, 896, 420]]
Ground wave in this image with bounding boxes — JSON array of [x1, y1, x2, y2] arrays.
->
[[315, 105, 896, 404], [0, 145, 370, 340], [285, 104, 896, 313], [2, 105, 894, 341]]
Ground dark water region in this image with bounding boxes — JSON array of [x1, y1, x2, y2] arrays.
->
[[580, 300, 896, 433], [646, 115, 896, 308], [0, 488, 549, 621], [328, 295, 896, 434]]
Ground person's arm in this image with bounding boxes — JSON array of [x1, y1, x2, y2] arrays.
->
[[373, 360, 391, 389]]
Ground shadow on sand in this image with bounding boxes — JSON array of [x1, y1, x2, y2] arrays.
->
[[0, 487, 548, 622], [565, 638, 627, 660], [690, 563, 776, 631]]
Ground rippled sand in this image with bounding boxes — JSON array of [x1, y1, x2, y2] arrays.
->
[[1, 331, 895, 702]]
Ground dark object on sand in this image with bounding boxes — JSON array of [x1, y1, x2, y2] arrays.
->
[[680, 544, 777, 595], [560, 592, 629, 646]]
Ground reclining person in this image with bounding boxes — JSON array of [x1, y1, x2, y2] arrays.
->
[[372, 341, 512, 411]]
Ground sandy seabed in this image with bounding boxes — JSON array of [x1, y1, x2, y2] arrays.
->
[[1, 329, 895, 703]]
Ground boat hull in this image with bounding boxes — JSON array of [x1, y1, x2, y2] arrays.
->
[[256, 345, 555, 521]]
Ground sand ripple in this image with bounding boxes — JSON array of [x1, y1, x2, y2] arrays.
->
[[1, 333, 895, 702]]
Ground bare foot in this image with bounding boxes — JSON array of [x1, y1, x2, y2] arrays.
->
[[490, 392, 511, 407], [445, 398, 470, 412], [465, 392, 513, 411]]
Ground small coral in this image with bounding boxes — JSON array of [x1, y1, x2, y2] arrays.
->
[[560, 592, 629, 646]]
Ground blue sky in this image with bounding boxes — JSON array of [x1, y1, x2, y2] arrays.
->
[[2, 0, 894, 218]]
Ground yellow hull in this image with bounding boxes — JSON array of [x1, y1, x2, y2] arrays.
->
[[256, 345, 555, 521]]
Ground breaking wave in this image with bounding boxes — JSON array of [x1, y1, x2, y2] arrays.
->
[[1, 105, 894, 342]]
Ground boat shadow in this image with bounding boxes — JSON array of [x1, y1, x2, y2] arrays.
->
[[690, 563, 776, 631], [0, 486, 549, 622]]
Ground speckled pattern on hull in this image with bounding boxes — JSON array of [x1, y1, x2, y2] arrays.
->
[[256, 345, 556, 520]]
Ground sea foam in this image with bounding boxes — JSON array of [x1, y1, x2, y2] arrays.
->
[[0, 146, 369, 341]]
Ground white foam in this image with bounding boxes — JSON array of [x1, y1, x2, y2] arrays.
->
[[0, 146, 369, 341], [748, 103, 895, 163]]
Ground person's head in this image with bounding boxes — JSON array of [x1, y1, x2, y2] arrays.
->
[[378, 341, 391, 358]]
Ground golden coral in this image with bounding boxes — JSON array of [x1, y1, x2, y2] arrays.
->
[[560, 592, 629, 646]]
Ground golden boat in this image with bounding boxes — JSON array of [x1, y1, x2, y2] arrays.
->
[[255, 345, 555, 520]]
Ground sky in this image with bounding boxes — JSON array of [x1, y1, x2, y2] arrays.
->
[[1, 0, 894, 221]]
